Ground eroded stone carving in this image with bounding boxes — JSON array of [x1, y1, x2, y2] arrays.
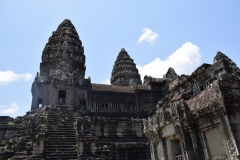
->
[[144, 51, 240, 160]]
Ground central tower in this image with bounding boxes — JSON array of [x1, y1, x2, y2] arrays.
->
[[31, 19, 87, 110], [40, 19, 86, 83]]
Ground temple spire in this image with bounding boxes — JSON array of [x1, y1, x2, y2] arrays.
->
[[39, 19, 86, 83], [111, 48, 142, 86], [213, 51, 229, 63]]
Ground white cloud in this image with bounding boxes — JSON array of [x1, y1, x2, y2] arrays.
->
[[0, 102, 20, 115], [137, 42, 201, 80], [104, 79, 110, 85], [138, 28, 158, 44], [0, 70, 32, 85]]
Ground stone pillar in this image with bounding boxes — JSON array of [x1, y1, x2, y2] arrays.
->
[[189, 127, 201, 160], [149, 139, 156, 160], [147, 131, 168, 160], [166, 138, 172, 160], [177, 125, 189, 160], [135, 93, 138, 113], [156, 138, 168, 160]]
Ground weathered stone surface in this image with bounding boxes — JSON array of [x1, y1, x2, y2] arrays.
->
[[1, 19, 169, 160], [111, 48, 142, 86], [144, 51, 240, 160], [3, 19, 240, 160]]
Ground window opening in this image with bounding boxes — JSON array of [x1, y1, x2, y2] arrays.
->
[[208, 83, 213, 88], [38, 99, 43, 108], [58, 90, 66, 104], [170, 139, 182, 160]]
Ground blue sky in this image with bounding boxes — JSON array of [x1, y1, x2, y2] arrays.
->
[[1, 1, 240, 117]]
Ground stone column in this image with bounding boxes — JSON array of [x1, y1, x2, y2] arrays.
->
[[148, 130, 168, 160], [135, 92, 138, 113], [177, 125, 189, 160], [156, 138, 168, 160], [149, 139, 156, 160], [189, 127, 201, 160]]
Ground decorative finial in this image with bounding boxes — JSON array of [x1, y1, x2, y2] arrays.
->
[[214, 51, 228, 63], [64, 19, 71, 22]]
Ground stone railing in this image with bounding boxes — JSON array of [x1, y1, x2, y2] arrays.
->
[[176, 155, 183, 160]]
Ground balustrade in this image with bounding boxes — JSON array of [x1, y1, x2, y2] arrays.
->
[[175, 155, 183, 160]]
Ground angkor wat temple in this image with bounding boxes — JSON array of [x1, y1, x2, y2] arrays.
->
[[0, 19, 240, 160]]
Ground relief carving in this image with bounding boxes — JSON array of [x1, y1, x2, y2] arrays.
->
[[52, 61, 77, 84], [228, 140, 237, 157]]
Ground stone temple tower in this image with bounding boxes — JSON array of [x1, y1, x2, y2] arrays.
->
[[31, 19, 86, 110], [0, 19, 185, 160], [41, 19, 86, 81], [2, 19, 240, 160], [111, 48, 142, 86]]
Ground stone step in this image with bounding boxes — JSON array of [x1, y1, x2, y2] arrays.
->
[[45, 109, 78, 160], [46, 137, 76, 140], [47, 120, 75, 122], [45, 150, 77, 154], [46, 157, 77, 160], [46, 134, 76, 137], [54, 127, 75, 130], [47, 124, 75, 127], [47, 125, 75, 127], [46, 132, 76, 135], [46, 129, 76, 131], [46, 131, 76, 133], [46, 148, 78, 152], [46, 130, 76, 133], [46, 136, 76, 139], [48, 115, 74, 117], [47, 116, 75, 118], [46, 153, 77, 156], [46, 156, 77, 159], [47, 129, 76, 132], [46, 140, 77, 143], [47, 127, 76, 130], [46, 138, 76, 141], [46, 141, 77, 145], [48, 126, 75, 128], [46, 128, 75, 131], [48, 114, 74, 116], [48, 111, 74, 113], [47, 118, 75, 120], [47, 122, 75, 125], [46, 138, 77, 141], [45, 145, 77, 148], [47, 137, 76, 140]]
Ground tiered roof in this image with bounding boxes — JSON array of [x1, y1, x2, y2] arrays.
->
[[111, 48, 142, 86], [40, 19, 86, 80]]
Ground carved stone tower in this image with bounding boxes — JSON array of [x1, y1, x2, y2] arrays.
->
[[31, 19, 86, 110], [40, 19, 86, 82], [110, 48, 142, 86]]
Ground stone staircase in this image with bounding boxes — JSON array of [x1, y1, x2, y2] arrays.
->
[[45, 105, 78, 160]]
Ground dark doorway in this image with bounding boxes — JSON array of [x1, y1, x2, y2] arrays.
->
[[81, 101, 86, 110], [59, 90, 66, 104]]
